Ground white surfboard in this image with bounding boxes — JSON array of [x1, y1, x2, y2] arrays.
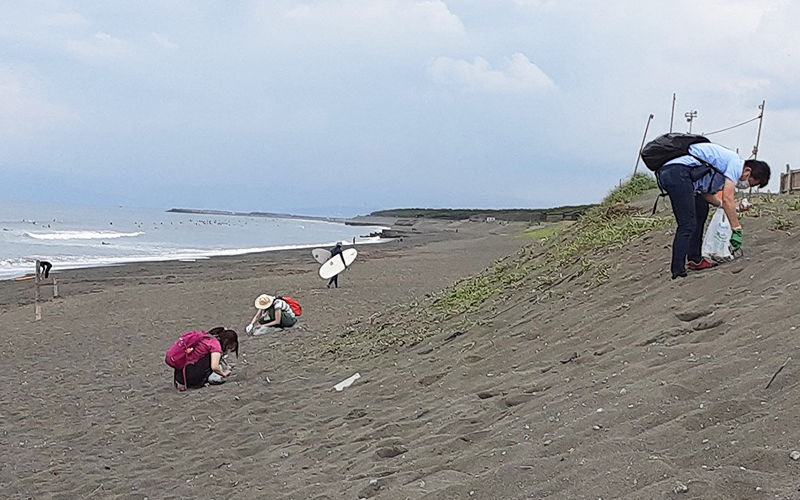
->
[[312, 248, 332, 264], [319, 248, 357, 280]]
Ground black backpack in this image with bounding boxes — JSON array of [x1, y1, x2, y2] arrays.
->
[[641, 133, 717, 214], [640, 133, 710, 172]]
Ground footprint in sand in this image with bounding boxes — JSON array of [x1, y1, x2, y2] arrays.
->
[[375, 445, 407, 459]]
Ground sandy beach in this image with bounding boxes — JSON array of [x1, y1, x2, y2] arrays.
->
[[0, 218, 530, 499], [5, 2, 800, 498], [3, 196, 800, 499]]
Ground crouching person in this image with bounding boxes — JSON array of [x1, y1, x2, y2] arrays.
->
[[166, 327, 239, 391], [246, 294, 298, 335], [659, 144, 770, 279]]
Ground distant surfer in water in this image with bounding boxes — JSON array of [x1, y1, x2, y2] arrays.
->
[[327, 242, 345, 288]]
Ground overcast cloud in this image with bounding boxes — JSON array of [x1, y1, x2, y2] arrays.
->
[[1, 0, 798, 216]]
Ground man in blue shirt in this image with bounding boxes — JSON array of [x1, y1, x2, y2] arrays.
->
[[659, 142, 770, 279]]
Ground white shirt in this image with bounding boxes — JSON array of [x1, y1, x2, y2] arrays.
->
[[272, 298, 295, 318]]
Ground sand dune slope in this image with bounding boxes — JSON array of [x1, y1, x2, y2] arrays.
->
[[3, 192, 800, 499]]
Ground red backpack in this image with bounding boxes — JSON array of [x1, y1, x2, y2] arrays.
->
[[277, 296, 302, 316], [166, 331, 209, 391]]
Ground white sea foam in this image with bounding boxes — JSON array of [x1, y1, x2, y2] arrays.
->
[[0, 200, 390, 281], [0, 236, 386, 280], [23, 230, 145, 241]]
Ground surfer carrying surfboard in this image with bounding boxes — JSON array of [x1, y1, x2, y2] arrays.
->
[[327, 242, 346, 289]]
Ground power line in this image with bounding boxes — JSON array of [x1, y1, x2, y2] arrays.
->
[[703, 115, 761, 136]]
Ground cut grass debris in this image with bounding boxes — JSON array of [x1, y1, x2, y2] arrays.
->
[[771, 215, 794, 231], [323, 175, 671, 356]]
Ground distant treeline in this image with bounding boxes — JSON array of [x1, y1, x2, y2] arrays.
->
[[369, 205, 595, 222], [166, 208, 336, 222]]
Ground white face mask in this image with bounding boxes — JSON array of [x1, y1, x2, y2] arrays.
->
[[736, 179, 751, 189]]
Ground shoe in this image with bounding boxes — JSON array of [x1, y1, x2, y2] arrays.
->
[[687, 259, 718, 272], [672, 271, 687, 280]]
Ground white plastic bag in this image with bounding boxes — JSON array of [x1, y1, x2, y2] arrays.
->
[[702, 207, 733, 262], [332, 372, 361, 391]]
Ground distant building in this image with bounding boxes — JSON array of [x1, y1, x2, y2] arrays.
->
[[780, 164, 800, 194]]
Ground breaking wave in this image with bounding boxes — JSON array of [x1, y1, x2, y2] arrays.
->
[[23, 230, 145, 241]]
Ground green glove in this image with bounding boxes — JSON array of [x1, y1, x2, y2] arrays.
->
[[730, 229, 743, 252]]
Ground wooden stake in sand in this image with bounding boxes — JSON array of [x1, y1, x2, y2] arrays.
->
[[34, 260, 42, 321], [33, 260, 57, 321]]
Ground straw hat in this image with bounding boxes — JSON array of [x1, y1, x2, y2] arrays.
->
[[254, 294, 274, 309]]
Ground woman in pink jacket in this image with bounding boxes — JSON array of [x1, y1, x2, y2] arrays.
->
[[175, 327, 239, 389]]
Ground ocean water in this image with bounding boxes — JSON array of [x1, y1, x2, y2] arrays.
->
[[0, 200, 388, 280]]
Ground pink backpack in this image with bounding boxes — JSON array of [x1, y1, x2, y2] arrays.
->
[[166, 331, 209, 391]]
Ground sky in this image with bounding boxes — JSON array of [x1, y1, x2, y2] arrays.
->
[[1, 0, 799, 217]]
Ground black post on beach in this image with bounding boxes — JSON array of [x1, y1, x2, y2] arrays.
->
[[34, 259, 42, 321]]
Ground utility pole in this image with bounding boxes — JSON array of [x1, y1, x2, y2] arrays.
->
[[669, 93, 676, 133], [752, 100, 765, 159], [633, 113, 655, 176], [684, 110, 698, 133], [750, 100, 766, 195]]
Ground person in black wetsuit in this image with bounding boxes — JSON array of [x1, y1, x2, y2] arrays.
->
[[38, 261, 52, 279], [327, 242, 345, 288]]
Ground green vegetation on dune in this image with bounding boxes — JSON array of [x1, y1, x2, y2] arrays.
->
[[602, 172, 658, 204], [436, 275, 498, 316], [518, 224, 566, 240], [739, 192, 799, 233], [322, 174, 672, 356], [322, 184, 800, 360], [434, 174, 667, 314]]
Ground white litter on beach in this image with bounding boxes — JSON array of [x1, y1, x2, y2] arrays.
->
[[333, 372, 361, 391]]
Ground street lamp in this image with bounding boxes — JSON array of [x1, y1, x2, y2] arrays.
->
[[684, 110, 698, 133]]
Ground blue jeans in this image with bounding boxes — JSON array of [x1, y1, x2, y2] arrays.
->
[[658, 165, 710, 278]]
